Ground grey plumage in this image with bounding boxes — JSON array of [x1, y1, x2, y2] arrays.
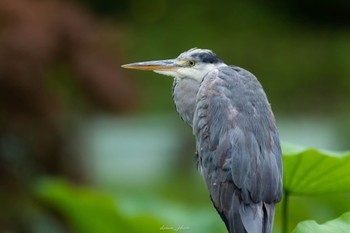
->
[[122, 48, 283, 233], [191, 66, 282, 233]]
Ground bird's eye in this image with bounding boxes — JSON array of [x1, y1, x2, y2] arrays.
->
[[188, 60, 196, 67]]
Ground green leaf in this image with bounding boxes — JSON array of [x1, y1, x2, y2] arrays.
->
[[292, 212, 350, 233], [34, 179, 162, 233], [282, 143, 350, 195]]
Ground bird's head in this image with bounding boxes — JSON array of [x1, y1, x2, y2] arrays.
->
[[122, 48, 226, 81]]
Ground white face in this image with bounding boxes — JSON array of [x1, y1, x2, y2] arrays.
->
[[176, 63, 225, 81]]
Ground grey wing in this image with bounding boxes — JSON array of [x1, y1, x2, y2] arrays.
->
[[193, 66, 282, 233]]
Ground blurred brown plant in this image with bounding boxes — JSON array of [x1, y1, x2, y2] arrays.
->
[[0, 0, 137, 232]]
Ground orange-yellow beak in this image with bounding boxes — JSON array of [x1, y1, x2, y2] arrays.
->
[[121, 59, 178, 71]]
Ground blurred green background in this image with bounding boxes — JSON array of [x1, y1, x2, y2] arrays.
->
[[1, 0, 350, 232]]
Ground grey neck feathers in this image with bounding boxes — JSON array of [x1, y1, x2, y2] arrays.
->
[[172, 77, 201, 127]]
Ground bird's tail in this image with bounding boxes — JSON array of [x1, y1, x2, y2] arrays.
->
[[213, 191, 276, 233], [238, 202, 276, 233]]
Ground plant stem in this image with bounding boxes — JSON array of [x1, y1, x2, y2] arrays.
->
[[282, 190, 289, 233]]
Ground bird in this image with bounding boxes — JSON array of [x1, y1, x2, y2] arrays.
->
[[122, 48, 282, 233]]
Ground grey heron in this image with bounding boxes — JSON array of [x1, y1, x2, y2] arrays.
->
[[122, 48, 282, 233]]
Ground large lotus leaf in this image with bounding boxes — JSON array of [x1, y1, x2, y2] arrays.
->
[[292, 212, 350, 233], [282, 143, 350, 195]]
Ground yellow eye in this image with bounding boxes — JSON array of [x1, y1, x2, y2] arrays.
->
[[188, 60, 196, 67]]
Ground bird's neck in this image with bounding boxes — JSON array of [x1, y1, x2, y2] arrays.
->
[[172, 77, 201, 127]]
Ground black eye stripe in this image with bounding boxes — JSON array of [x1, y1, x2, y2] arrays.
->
[[191, 52, 222, 64]]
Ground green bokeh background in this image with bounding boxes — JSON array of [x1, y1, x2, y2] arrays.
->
[[1, 0, 350, 232]]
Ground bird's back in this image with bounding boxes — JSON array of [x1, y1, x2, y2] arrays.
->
[[193, 66, 282, 233]]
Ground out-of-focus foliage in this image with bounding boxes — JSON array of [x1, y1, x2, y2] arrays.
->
[[292, 212, 350, 233], [0, 0, 136, 113], [282, 143, 350, 195], [35, 179, 162, 233], [0, 0, 137, 232]]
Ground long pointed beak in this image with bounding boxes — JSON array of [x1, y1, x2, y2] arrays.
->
[[121, 59, 177, 71]]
